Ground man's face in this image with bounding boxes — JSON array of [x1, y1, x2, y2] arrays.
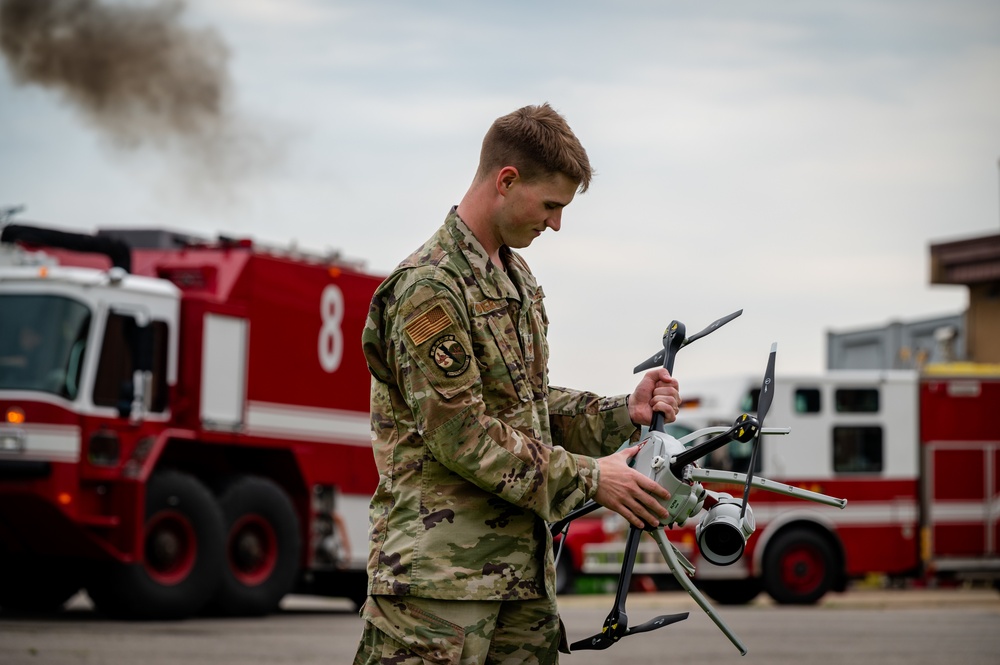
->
[[496, 171, 578, 249]]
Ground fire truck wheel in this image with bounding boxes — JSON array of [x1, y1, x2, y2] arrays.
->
[[697, 578, 762, 605], [209, 476, 301, 616], [762, 529, 837, 605], [86, 470, 225, 619], [0, 555, 82, 614]]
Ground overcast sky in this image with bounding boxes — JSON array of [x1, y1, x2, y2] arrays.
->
[[2, 0, 998, 397]]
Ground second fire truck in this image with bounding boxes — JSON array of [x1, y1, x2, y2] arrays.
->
[[573, 367, 1000, 603]]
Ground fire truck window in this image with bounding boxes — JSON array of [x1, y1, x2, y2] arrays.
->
[[0, 294, 91, 399], [729, 438, 762, 475], [741, 389, 760, 413], [834, 388, 879, 413], [832, 426, 883, 473], [794, 388, 821, 413], [94, 315, 169, 413]]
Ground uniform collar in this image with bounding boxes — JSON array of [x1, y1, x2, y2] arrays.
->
[[445, 207, 533, 302]]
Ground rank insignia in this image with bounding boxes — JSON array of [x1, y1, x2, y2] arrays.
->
[[429, 334, 470, 377]]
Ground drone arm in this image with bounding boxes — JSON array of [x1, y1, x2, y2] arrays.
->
[[670, 418, 792, 472], [689, 469, 847, 509], [648, 321, 686, 433], [676, 427, 790, 445], [651, 529, 748, 656], [569, 526, 643, 650], [549, 499, 601, 537], [669, 427, 738, 472]]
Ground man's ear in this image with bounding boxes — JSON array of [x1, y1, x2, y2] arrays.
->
[[497, 166, 519, 195]]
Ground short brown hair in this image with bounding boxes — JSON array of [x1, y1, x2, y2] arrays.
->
[[477, 103, 592, 192]]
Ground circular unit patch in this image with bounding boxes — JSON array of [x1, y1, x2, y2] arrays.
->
[[429, 334, 471, 377]]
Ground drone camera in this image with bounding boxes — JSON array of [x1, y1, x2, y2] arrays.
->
[[696, 495, 755, 566]]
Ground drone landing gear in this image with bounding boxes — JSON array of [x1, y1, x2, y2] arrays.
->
[[570, 526, 689, 651], [651, 528, 749, 655]]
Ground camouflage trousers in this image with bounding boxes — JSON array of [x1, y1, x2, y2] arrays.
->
[[352, 594, 567, 665]]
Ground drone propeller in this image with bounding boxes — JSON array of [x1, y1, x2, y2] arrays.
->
[[632, 309, 743, 374], [739, 342, 777, 519], [572, 607, 689, 651], [633, 309, 743, 433]]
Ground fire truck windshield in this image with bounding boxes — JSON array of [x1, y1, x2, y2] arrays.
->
[[0, 294, 91, 399]]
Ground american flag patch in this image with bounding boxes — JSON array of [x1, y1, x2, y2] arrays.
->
[[405, 305, 452, 346]]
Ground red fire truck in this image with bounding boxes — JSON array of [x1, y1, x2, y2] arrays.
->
[[0, 223, 383, 618], [576, 367, 1000, 603]]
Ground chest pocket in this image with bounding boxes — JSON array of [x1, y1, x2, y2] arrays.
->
[[471, 300, 533, 408], [522, 287, 548, 397], [471, 292, 549, 409]]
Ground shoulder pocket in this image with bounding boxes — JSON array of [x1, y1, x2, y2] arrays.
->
[[400, 299, 479, 400]]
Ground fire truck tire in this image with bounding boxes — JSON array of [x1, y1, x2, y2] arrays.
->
[[697, 578, 762, 605], [762, 529, 836, 605], [0, 555, 82, 613], [209, 475, 301, 616], [86, 470, 225, 619]]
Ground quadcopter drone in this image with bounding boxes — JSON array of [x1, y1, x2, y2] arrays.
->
[[551, 310, 848, 656]]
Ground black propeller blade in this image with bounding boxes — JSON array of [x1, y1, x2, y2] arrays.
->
[[682, 309, 743, 347], [739, 342, 776, 519], [571, 611, 689, 650], [625, 611, 690, 636]]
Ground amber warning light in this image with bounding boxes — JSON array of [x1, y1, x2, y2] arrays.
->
[[5, 407, 25, 425], [1, 408, 27, 452]]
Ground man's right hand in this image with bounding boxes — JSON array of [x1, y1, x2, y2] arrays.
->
[[594, 445, 670, 530]]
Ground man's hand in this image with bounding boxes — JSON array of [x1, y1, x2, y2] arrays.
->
[[628, 368, 679, 426], [594, 445, 670, 530]]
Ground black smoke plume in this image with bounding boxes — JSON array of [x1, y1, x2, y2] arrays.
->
[[0, 0, 276, 200]]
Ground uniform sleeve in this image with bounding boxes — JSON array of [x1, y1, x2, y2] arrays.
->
[[387, 277, 598, 522], [547, 386, 641, 457]]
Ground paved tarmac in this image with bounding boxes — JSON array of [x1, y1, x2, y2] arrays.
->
[[0, 586, 997, 665]]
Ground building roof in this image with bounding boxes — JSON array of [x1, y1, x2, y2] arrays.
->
[[929, 232, 1000, 285]]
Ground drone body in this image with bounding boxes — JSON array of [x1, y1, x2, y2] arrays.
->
[[628, 429, 705, 525]]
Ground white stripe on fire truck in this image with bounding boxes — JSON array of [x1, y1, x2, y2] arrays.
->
[[753, 498, 1000, 527], [930, 499, 1000, 523], [0, 424, 80, 463], [751, 501, 919, 525], [245, 401, 371, 447]]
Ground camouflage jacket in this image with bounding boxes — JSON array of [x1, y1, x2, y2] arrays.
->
[[361, 209, 639, 601]]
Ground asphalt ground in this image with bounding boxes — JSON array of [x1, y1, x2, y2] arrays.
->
[[0, 586, 997, 665]]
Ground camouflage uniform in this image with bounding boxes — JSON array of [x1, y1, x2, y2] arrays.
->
[[357, 209, 638, 661]]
